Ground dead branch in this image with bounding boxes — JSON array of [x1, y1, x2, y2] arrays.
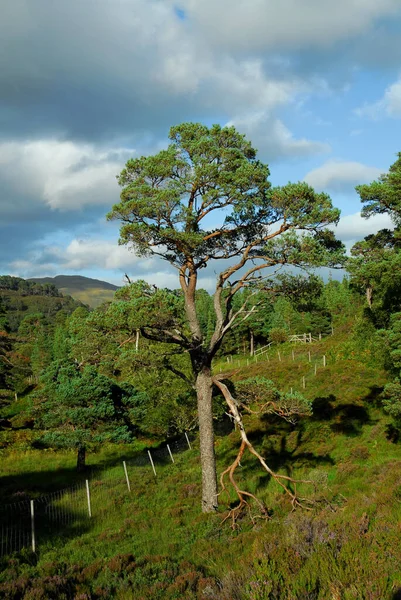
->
[[213, 377, 314, 527]]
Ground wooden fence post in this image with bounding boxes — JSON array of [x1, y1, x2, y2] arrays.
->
[[308, 351, 311, 362], [123, 461, 131, 492], [292, 350, 295, 361], [167, 444, 174, 463], [323, 355, 326, 367], [278, 351, 281, 362], [314, 363, 317, 375], [30, 500, 36, 552], [148, 450, 157, 476], [302, 376, 306, 389], [86, 480, 92, 517]]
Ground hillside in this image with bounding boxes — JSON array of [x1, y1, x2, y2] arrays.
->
[[1, 326, 401, 598], [0, 276, 84, 333], [29, 275, 119, 308]]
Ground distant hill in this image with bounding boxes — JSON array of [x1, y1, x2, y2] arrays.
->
[[28, 275, 120, 308]]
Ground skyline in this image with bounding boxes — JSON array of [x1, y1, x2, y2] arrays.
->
[[1, 0, 401, 290]]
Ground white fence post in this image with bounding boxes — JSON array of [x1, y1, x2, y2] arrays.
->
[[86, 480, 92, 518], [319, 333, 322, 341], [290, 387, 293, 394], [314, 363, 317, 375], [123, 461, 131, 492], [30, 500, 36, 553], [148, 450, 157, 476], [323, 355, 326, 367], [167, 444, 175, 463], [302, 376, 306, 389], [185, 432, 192, 450]]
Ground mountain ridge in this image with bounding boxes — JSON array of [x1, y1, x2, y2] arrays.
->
[[28, 275, 120, 308]]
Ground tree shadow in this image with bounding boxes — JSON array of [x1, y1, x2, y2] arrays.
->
[[219, 421, 334, 496], [0, 492, 93, 558], [311, 393, 375, 436]]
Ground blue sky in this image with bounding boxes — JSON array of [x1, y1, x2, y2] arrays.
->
[[1, 0, 401, 290]]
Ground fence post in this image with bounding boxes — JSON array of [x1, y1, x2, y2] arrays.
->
[[314, 363, 317, 375], [292, 350, 295, 361], [303, 333, 307, 343], [123, 461, 131, 492], [86, 480, 92, 517], [308, 351, 311, 362], [167, 444, 175, 463], [302, 376, 306, 389], [277, 350, 281, 362], [185, 432, 192, 450], [323, 355, 326, 367], [147, 450, 157, 476], [309, 333, 312, 343], [319, 333, 322, 341], [30, 500, 36, 553], [290, 387, 293, 394]]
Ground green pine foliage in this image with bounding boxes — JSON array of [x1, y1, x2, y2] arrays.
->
[[32, 361, 147, 469]]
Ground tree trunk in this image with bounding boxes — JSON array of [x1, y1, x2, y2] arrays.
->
[[77, 445, 86, 472], [195, 367, 218, 512], [366, 285, 373, 308]]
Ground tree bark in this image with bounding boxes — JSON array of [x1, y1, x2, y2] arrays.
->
[[77, 445, 86, 472], [195, 367, 218, 512], [366, 285, 373, 308]]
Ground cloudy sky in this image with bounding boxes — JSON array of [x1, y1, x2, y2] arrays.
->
[[1, 0, 401, 289]]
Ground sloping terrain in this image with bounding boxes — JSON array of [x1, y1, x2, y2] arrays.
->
[[1, 325, 401, 598], [29, 275, 119, 308]]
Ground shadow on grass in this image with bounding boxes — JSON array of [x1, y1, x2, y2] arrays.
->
[[311, 390, 379, 435]]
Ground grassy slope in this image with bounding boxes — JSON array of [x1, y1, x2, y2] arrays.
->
[[1, 325, 401, 598], [29, 276, 119, 308]]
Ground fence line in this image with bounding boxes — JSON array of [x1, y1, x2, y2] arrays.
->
[[0, 433, 194, 557]]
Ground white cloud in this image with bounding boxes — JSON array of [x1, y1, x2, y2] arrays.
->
[[228, 112, 330, 161], [9, 238, 219, 291], [330, 212, 394, 247], [304, 160, 382, 192], [0, 139, 132, 213], [175, 0, 400, 52], [355, 75, 401, 119]]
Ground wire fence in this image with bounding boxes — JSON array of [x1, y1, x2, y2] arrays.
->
[[0, 433, 194, 557]]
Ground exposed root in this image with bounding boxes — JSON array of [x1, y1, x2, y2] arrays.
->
[[213, 377, 315, 527]]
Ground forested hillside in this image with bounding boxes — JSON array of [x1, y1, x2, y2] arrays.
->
[[29, 275, 119, 308], [0, 275, 84, 405]]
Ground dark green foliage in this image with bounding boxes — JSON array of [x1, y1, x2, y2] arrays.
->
[[33, 362, 147, 467], [0, 275, 61, 297], [357, 151, 401, 225]]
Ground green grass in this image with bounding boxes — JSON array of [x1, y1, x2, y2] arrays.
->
[[1, 325, 401, 598]]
